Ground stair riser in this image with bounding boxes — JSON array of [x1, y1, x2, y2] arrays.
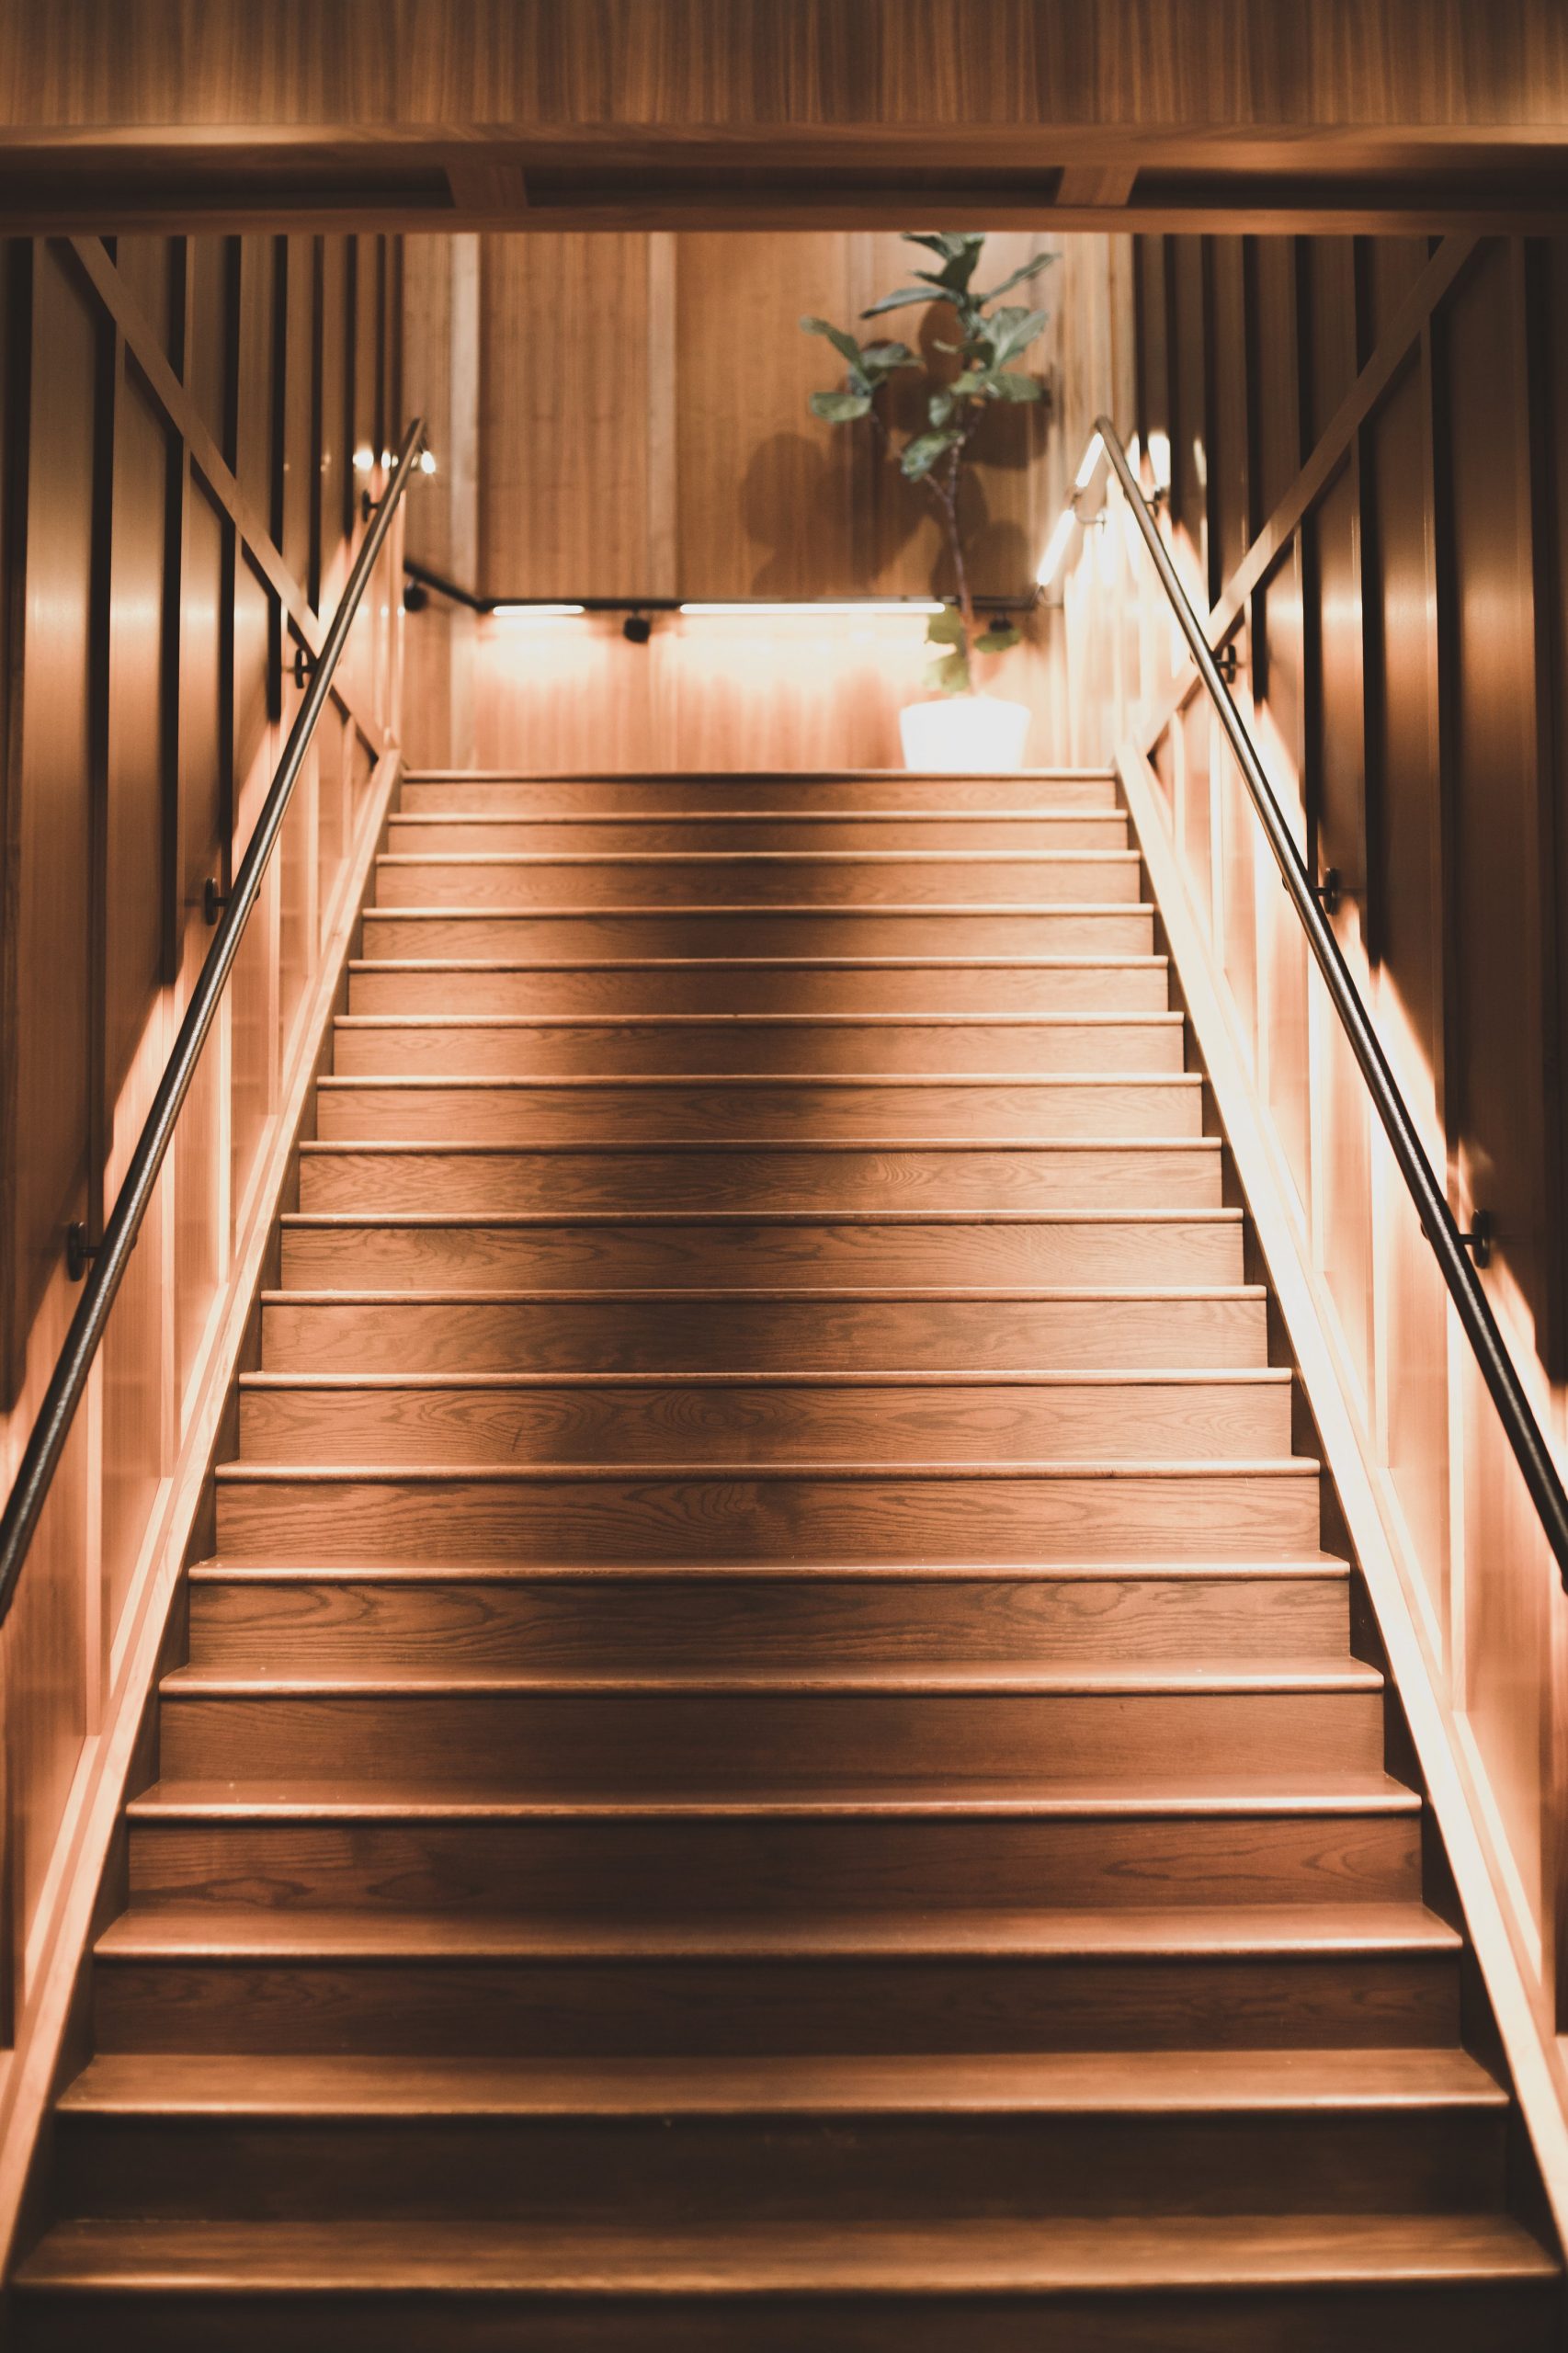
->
[[188, 1572, 1350, 1674], [158, 1691, 1385, 1786], [396, 773, 1122, 813], [235, 1376, 1292, 1466], [372, 856, 1147, 909], [386, 815, 1134, 854], [347, 962, 1176, 1017], [213, 1472, 1324, 1567], [260, 1296, 1267, 1375], [329, 1018, 1187, 1077], [17, 2282, 1561, 2353], [126, 1812, 1422, 1918], [91, 1950, 1460, 2058], [296, 1144, 1227, 1216], [312, 1079, 1205, 1145], [276, 1221, 1243, 1291], [359, 910, 1157, 959], [54, 2108, 1496, 2225]]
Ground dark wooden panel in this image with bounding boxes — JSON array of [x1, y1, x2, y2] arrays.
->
[[1133, 234, 1172, 493], [111, 234, 177, 359], [1168, 235, 1209, 595], [1363, 347, 1442, 1070], [104, 365, 173, 1115], [315, 235, 350, 602], [1435, 241, 1550, 1327], [10, 244, 100, 1358], [1306, 454, 1366, 908], [1208, 234, 1250, 594], [1246, 236, 1301, 528], [233, 235, 278, 529], [1301, 238, 1359, 454], [1358, 236, 1433, 357], [278, 235, 314, 589], [178, 472, 225, 920], [184, 233, 235, 464]]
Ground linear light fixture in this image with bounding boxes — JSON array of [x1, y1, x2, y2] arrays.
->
[[677, 599, 946, 618], [490, 602, 587, 620], [1036, 509, 1077, 588], [1074, 432, 1106, 492]]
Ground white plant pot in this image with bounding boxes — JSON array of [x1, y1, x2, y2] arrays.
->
[[898, 693, 1031, 774]]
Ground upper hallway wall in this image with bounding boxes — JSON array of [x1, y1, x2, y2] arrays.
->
[[400, 225, 1134, 770]]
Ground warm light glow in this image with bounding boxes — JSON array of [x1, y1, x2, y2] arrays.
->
[[1036, 509, 1077, 588], [352, 445, 376, 473], [1074, 433, 1105, 493], [677, 600, 945, 618], [490, 602, 587, 621], [419, 449, 438, 475]]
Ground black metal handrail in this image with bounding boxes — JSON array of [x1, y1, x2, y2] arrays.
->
[[1088, 412, 1568, 1593], [0, 415, 427, 1622]]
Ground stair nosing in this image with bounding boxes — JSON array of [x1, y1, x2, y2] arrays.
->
[[296, 1135, 1226, 1155], [237, 1366, 1290, 1389], [279, 1209, 1240, 1230], [187, 1555, 1351, 1583], [214, 1457, 1320, 1483], [261, 1282, 1267, 1303], [158, 1665, 1382, 1697]]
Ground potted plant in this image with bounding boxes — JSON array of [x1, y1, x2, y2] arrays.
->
[[801, 231, 1053, 770]]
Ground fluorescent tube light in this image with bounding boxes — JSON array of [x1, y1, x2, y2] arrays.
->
[[677, 600, 945, 617], [1036, 509, 1077, 588], [490, 602, 587, 620], [1073, 433, 1105, 492]]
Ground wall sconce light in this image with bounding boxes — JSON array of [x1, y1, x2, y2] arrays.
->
[[622, 612, 653, 644]]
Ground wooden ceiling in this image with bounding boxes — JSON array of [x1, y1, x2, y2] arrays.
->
[[4, 0, 1568, 235]]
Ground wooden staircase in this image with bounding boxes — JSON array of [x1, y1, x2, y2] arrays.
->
[[14, 766, 1562, 2347]]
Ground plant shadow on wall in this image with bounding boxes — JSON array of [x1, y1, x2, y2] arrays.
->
[[802, 231, 1054, 732]]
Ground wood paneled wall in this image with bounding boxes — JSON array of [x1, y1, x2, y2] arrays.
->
[[6, 5, 1568, 235], [1061, 227, 1568, 2125], [0, 230, 403, 2130], [404, 227, 1132, 769]]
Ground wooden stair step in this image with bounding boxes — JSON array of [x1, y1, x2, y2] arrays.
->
[[328, 1011, 1188, 1076], [358, 905, 1158, 959], [124, 1772, 1425, 1916], [234, 1367, 1293, 1466], [18, 2218, 1556, 2352], [295, 1139, 1228, 1215], [153, 1665, 1386, 1787], [276, 1211, 1243, 1290], [258, 1286, 1269, 1374], [371, 850, 1148, 909], [86, 1900, 1466, 2059], [46, 2044, 1506, 2229], [211, 1461, 1326, 1566], [312, 1073, 1207, 1145], [385, 810, 1135, 854], [347, 954, 1176, 1017], [187, 1558, 1353, 1671], [395, 767, 1121, 813], [55, 2042, 1501, 2118]]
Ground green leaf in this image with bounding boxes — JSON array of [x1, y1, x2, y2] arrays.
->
[[976, 251, 1056, 306], [983, 304, 1050, 366], [809, 389, 874, 423], [949, 368, 991, 399], [989, 370, 1043, 402], [899, 428, 961, 481], [859, 339, 916, 377], [925, 603, 968, 648], [800, 314, 867, 372], [926, 389, 955, 427], [974, 621, 1022, 654], [924, 649, 972, 695], [860, 285, 944, 319], [903, 230, 986, 292]]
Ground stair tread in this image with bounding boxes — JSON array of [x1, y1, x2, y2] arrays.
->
[[278, 1209, 1240, 1227], [160, 1662, 1380, 1696], [215, 1458, 1318, 1481], [262, 1283, 1265, 1302], [238, 1366, 1290, 1388], [334, 1011, 1183, 1027], [316, 1071, 1201, 1086], [376, 848, 1145, 865], [297, 1135, 1224, 1152], [349, 955, 1171, 972], [94, 1901, 1462, 1962], [130, 1771, 1421, 1820], [189, 1553, 1350, 1580], [23, 2211, 1551, 2295], [58, 2045, 1501, 2120]]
